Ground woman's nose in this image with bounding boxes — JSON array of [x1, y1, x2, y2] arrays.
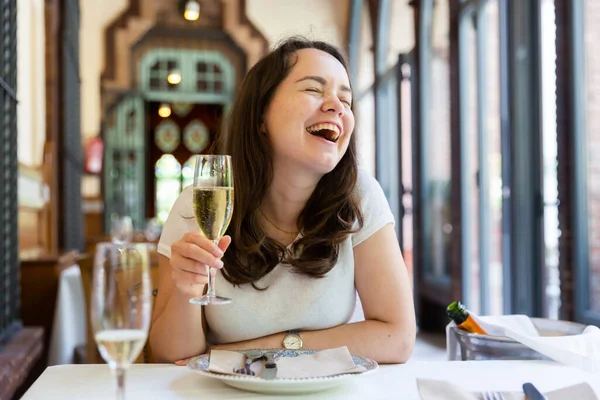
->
[[321, 95, 344, 116]]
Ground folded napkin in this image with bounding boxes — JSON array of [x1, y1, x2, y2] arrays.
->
[[446, 315, 600, 374], [208, 346, 367, 379], [417, 378, 598, 400]]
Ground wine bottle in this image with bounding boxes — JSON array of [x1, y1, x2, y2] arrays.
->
[[447, 301, 488, 334]]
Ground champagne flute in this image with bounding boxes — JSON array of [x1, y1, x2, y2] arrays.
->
[[91, 243, 152, 400], [111, 215, 134, 244], [189, 154, 234, 306]]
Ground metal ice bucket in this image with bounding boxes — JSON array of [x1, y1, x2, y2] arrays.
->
[[451, 318, 587, 361]]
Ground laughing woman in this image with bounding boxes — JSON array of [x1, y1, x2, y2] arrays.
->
[[148, 37, 416, 364]]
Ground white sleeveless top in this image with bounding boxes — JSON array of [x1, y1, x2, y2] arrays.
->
[[157, 168, 394, 345]]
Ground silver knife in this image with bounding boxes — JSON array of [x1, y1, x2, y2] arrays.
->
[[261, 351, 277, 380], [523, 382, 547, 400]]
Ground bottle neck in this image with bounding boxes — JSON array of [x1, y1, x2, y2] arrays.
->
[[447, 302, 469, 324], [449, 311, 468, 324]]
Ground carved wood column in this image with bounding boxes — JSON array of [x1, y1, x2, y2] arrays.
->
[[44, 0, 61, 254]]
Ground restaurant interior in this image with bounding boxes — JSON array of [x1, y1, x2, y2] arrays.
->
[[1, 0, 599, 398]]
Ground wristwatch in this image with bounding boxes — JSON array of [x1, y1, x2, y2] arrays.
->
[[282, 330, 303, 350]]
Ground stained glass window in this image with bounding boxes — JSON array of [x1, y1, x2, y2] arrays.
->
[[155, 154, 182, 224], [182, 156, 196, 189]]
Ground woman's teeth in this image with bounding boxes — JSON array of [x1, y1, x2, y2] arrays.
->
[[306, 123, 340, 142]]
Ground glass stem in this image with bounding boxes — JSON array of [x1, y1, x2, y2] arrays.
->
[[206, 239, 220, 297], [206, 265, 216, 297], [115, 367, 125, 400]]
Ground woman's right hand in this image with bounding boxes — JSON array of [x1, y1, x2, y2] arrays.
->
[[169, 233, 232, 297]]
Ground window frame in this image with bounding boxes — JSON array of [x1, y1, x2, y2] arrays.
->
[[571, 0, 600, 325], [0, 0, 21, 344]]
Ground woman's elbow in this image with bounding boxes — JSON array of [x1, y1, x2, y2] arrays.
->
[[387, 328, 416, 364], [149, 327, 180, 363]]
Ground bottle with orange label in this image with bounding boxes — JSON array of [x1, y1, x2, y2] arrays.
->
[[446, 301, 488, 335]]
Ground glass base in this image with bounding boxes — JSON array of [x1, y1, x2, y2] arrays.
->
[[189, 295, 232, 306]]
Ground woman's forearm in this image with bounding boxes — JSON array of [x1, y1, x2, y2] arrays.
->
[[149, 290, 207, 363], [214, 320, 416, 364]]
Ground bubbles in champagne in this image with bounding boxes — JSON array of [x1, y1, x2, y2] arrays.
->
[[95, 329, 147, 367], [192, 187, 234, 241]]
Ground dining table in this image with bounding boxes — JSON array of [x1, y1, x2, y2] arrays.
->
[[21, 359, 600, 399]]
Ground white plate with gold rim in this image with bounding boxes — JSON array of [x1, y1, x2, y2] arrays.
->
[[187, 348, 378, 395]]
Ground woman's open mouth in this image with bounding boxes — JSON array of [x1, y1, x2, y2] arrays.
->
[[306, 123, 340, 143]]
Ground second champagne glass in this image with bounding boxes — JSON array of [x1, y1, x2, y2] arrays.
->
[[91, 243, 152, 400], [189, 154, 234, 306]]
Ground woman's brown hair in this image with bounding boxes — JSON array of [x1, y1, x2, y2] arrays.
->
[[218, 36, 364, 289]]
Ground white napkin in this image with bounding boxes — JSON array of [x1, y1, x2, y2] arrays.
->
[[446, 315, 600, 374], [208, 347, 367, 379], [417, 379, 598, 400]]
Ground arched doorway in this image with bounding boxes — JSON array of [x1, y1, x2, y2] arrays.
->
[[103, 48, 237, 229], [99, 0, 268, 233]]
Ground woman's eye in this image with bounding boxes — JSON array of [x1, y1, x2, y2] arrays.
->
[[305, 87, 321, 93], [341, 99, 352, 106]]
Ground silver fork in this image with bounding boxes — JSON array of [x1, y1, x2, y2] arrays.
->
[[481, 392, 506, 400], [233, 351, 265, 376]]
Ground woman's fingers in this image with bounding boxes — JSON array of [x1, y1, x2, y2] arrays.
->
[[172, 240, 224, 269], [170, 253, 206, 275], [169, 233, 230, 296], [182, 232, 224, 257], [217, 235, 232, 252], [174, 358, 191, 366]]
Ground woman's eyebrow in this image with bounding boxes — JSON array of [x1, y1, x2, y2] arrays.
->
[[295, 75, 353, 95]]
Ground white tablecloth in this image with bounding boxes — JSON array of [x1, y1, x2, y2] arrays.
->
[[22, 360, 600, 399], [47, 265, 87, 365]]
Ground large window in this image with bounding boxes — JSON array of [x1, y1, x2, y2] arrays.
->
[[0, 0, 20, 342], [458, 0, 503, 316], [420, 0, 452, 283], [583, 0, 600, 317], [414, 0, 550, 326]]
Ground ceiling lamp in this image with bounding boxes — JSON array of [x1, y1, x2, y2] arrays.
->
[[167, 69, 182, 85], [158, 103, 171, 118], [184, 0, 200, 21]]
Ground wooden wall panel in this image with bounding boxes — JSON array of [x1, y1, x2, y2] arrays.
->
[[18, 164, 52, 256]]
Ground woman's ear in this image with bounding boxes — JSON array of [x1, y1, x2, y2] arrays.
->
[[259, 121, 267, 135]]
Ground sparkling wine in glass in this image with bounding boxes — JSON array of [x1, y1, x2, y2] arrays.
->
[[189, 154, 234, 306], [91, 243, 152, 400]]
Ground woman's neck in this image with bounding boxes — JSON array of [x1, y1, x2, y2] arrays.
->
[[260, 168, 320, 233]]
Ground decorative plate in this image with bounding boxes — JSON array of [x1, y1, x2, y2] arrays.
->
[[187, 348, 378, 395], [154, 120, 180, 153], [183, 119, 210, 153]]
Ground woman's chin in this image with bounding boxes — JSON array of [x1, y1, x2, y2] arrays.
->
[[274, 151, 342, 177]]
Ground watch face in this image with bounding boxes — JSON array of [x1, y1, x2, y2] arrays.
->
[[283, 335, 302, 349]]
